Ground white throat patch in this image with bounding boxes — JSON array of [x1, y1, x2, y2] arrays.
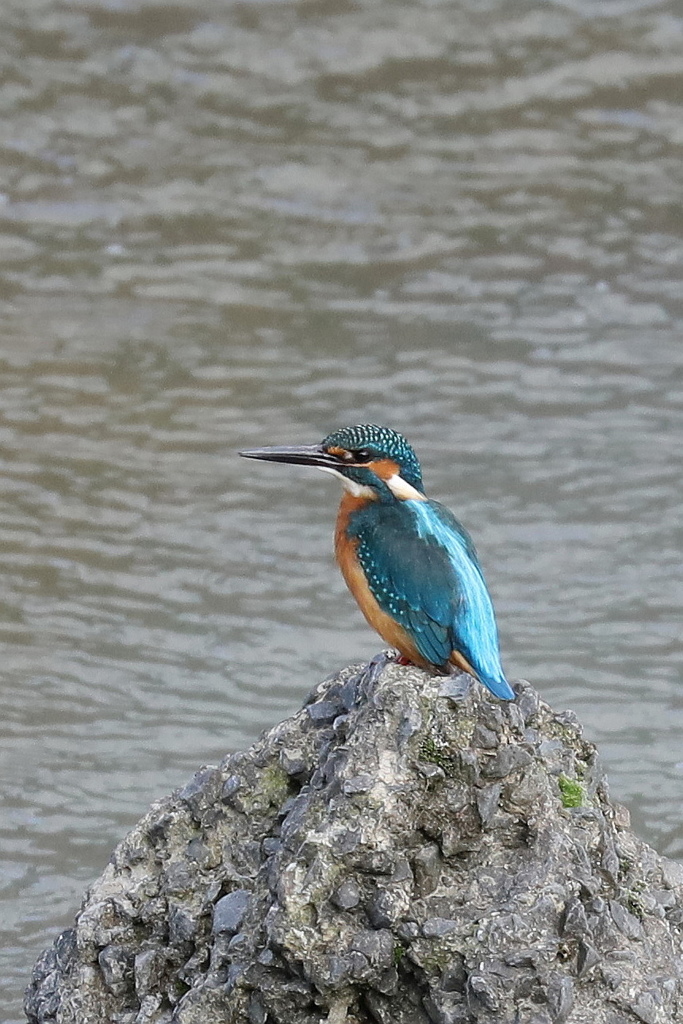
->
[[317, 466, 376, 499], [385, 474, 427, 501], [318, 466, 425, 501]]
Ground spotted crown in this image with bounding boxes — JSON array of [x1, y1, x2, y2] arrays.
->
[[322, 424, 423, 491]]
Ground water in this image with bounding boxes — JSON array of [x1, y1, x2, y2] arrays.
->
[[2, 0, 683, 1018]]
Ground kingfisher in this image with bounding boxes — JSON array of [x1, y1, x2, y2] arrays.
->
[[239, 424, 514, 700]]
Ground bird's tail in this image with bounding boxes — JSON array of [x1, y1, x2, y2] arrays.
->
[[477, 670, 516, 701], [450, 650, 515, 701]]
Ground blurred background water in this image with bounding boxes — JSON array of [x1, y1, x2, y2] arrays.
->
[[2, 0, 683, 1018]]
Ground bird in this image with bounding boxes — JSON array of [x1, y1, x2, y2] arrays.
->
[[239, 424, 515, 700]]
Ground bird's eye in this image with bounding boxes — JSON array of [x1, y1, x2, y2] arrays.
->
[[352, 448, 372, 462]]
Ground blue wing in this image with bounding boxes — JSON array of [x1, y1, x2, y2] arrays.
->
[[348, 499, 514, 700]]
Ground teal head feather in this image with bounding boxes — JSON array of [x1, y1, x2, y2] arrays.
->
[[321, 424, 423, 493]]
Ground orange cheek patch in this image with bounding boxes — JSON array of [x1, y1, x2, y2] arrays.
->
[[367, 458, 400, 480]]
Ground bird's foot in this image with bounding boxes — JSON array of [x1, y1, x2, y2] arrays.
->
[[393, 653, 414, 666]]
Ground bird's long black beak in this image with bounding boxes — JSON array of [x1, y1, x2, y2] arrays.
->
[[238, 443, 343, 469]]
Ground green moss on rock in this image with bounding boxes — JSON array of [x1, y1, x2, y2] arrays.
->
[[558, 774, 585, 808], [418, 736, 458, 778]]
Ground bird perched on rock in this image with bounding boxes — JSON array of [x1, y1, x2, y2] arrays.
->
[[240, 424, 514, 700]]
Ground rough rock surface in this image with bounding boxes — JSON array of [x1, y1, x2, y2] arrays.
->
[[26, 659, 683, 1024]]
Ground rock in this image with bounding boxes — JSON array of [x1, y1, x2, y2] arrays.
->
[[97, 944, 134, 998], [422, 918, 459, 939], [25, 662, 683, 1024], [306, 700, 340, 724], [212, 890, 251, 936], [609, 899, 644, 941], [332, 879, 361, 910]]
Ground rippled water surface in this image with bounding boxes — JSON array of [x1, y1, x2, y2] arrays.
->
[[2, 0, 683, 1018]]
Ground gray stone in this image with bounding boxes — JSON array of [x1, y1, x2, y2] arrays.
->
[[278, 747, 308, 777], [440, 957, 466, 992], [438, 674, 473, 702], [577, 938, 600, 977], [649, 887, 675, 908], [481, 743, 532, 778], [97, 945, 134, 998], [168, 904, 196, 945], [221, 774, 241, 802], [413, 842, 441, 885], [24, 660, 683, 1024], [422, 917, 458, 939], [475, 782, 501, 825], [546, 972, 574, 1021], [306, 700, 340, 723], [466, 971, 499, 1012], [342, 773, 374, 795], [631, 992, 659, 1024], [350, 928, 394, 971], [562, 896, 589, 937], [212, 889, 251, 935], [554, 709, 582, 734], [247, 993, 267, 1024], [472, 723, 499, 749], [368, 887, 407, 928], [423, 989, 465, 1024], [339, 679, 359, 709], [661, 857, 683, 890], [261, 836, 280, 856], [134, 947, 164, 999], [333, 713, 349, 735], [185, 837, 212, 866], [398, 706, 423, 746], [516, 682, 540, 723], [367, 989, 431, 1024], [345, 949, 371, 981], [666, 905, 683, 925], [178, 767, 222, 819], [609, 899, 644, 940], [332, 879, 360, 910], [396, 920, 420, 942]]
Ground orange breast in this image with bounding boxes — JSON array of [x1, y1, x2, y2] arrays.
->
[[334, 493, 429, 668]]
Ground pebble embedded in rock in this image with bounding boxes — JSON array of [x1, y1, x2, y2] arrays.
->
[[178, 768, 222, 818], [546, 972, 574, 1021], [561, 896, 589, 937], [481, 743, 532, 778], [422, 918, 458, 939], [212, 889, 251, 936], [342, 774, 373, 795], [332, 879, 361, 910], [475, 782, 501, 825], [350, 928, 394, 970], [306, 700, 340, 724], [609, 899, 644, 941], [97, 945, 134, 998]]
